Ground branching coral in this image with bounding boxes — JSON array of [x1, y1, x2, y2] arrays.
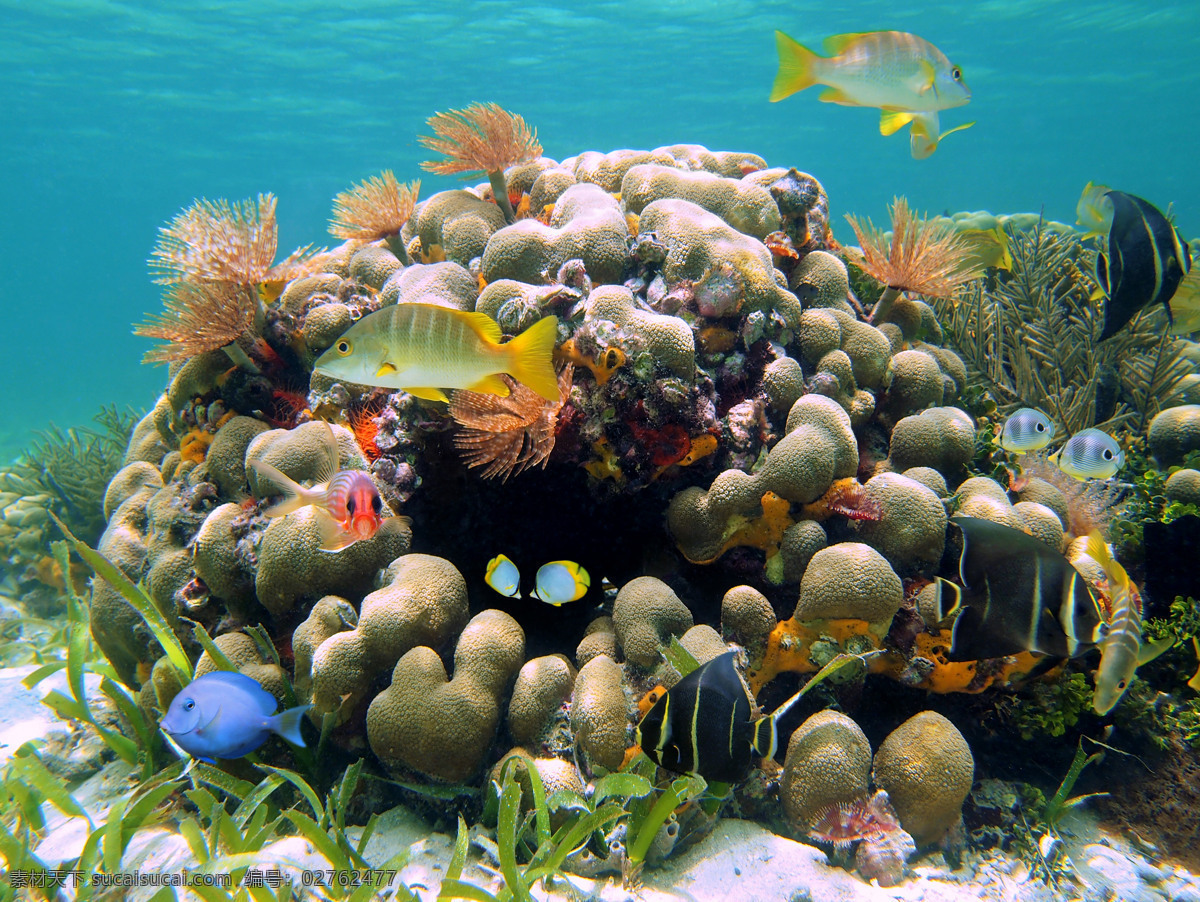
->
[[932, 222, 1194, 437], [419, 102, 542, 224], [449, 365, 573, 481], [844, 197, 981, 323], [134, 282, 259, 364], [329, 171, 420, 263]]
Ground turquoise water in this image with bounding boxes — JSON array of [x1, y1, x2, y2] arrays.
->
[[3, 0, 1198, 458]]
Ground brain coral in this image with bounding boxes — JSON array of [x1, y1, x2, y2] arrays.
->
[[204, 415, 270, 498], [887, 407, 976, 476], [379, 261, 479, 311], [872, 711, 974, 846], [1148, 405, 1200, 467], [307, 554, 469, 722], [721, 585, 777, 666], [620, 164, 780, 239], [781, 710, 873, 830], [884, 350, 945, 418], [585, 285, 695, 381], [612, 576, 694, 669], [790, 251, 853, 314], [415, 190, 506, 267], [638, 198, 802, 328], [793, 543, 903, 625], [1165, 468, 1200, 505], [570, 654, 630, 771], [507, 655, 576, 746], [194, 631, 286, 701], [852, 473, 948, 575], [576, 617, 620, 668], [481, 183, 628, 285], [367, 609, 525, 782]]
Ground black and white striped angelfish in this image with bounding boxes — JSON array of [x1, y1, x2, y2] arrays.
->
[[635, 651, 807, 784], [928, 516, 1171, 713], [1093, 189, 1192, 341]]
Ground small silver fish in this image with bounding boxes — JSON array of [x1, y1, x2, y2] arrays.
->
[[160, 671, 310, 762], [999, 408, 1055, 454], [1050, 428, 1124, 480]]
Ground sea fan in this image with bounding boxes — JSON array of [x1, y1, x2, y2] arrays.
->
[[419, 102, 541, 223], [450, 365, 573, 481], [329, 171, 420, 255]]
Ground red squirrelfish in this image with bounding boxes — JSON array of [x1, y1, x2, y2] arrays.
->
[[249, 422, 409, 552]]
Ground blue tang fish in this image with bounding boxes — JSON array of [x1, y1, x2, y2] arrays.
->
[[485, 554, 522, 598], [160, 671, 311, 762], [532, 561, 591, 605]]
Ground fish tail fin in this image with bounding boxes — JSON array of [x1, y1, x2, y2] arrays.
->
[[271, 704, 313, 747], [505, 315, 560, 402], [770, 31, 819, 102], [249, 460, 315, 517], [1085, 531, 1128, 595]]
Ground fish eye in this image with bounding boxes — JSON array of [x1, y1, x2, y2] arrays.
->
[[346, 496, 356, 515], [372, 495, 382, 513], [183, 700, 194, 710], [1102, 449, 1114, 460], [951, 66, 962, 81], [335, 339, 353, 355], [1035, 422, 1046, 432]]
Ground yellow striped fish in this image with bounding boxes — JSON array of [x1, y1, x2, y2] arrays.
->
[[314, 303, 559, 403], [1084, 533, 1172, 714]]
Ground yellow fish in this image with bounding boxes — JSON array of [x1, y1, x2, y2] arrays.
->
[[905, 111, 975, 160], [532, 561, 590, 605], [314, 303, 559, 403], [771, 31, 971, 157], [1076, 181, 1114, 240]]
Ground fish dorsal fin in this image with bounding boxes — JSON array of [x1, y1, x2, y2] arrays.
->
[[822, 32, 865, 55], [880, 109, 914, 136], [312, 421, 341, 486], [406, 386, 450, 403], [462, 311, 504, 345]]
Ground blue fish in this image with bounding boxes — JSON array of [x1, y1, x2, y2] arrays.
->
[[532, 560, 591, 605], [160, 671, 311, 762]]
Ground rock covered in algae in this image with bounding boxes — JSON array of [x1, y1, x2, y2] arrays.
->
[[612, 576, 694, 669], [793, 543, 903, 624], [305, 554, 469, 723], [569, 654, 630, 771], [366, 609, 525, 782], [872, 711, 974, 847], [781, 710, 872, 830], [887, 406, 976, 477], [1149, 405, 1200, 467], [507, 654, 576, 746], [482, 183, 629, 285]]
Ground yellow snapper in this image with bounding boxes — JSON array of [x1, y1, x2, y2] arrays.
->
[[999, 408, 1055, 453], [485, 553, 522, 598], [1050, 428, 1124, 480], [1076, 182, 1114, 240], [532, 560, 590, 605], [1083, 533, 1172, 714], [898, 111, 975, 160], [771, 31, 971, 156], [315, 303, 559, 403]]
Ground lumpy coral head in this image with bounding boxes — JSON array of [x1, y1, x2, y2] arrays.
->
[[612, 576, 695, 669], [782, 710, 873, 830], [366, 609, 525, 783]]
